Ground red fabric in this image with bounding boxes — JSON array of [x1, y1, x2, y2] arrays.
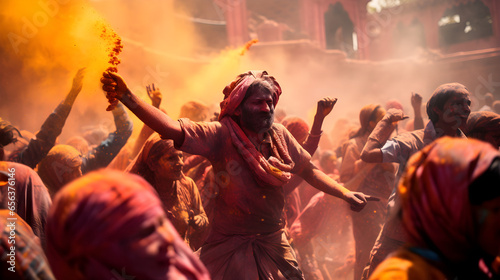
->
[[281, 116, 309, 144], [0, 161, 52, 247], [46, 169, 209, 280], [0, 210, 55, 279], [179, 119, 311, 235], [385, 99, 403, 111], [125, 133, 172, 184], [199, 230, 303, 280], [290, 192, 349, 247], [221, 117, 294, 187], [400, 137, 500, 263], [464, 111, 500, 146], [126, 134, 209, 250], [218, 70, 282, 120]]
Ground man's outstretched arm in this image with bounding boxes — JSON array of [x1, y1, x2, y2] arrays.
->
[[298, 161, 379, 212], [101, 71, 185, 145], [360, 108, 407, 163]]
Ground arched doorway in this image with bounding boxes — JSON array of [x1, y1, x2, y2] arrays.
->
[[324, 2, 356, 57]]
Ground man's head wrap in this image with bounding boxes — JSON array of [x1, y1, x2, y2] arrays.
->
[[281, 116, 309, 145], [219, 71, 282, 120], [463, 111, 500, 147], [37, 145, 82, 195], [385, 99, 404, 111]]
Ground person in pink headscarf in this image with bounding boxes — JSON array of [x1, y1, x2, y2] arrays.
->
[[45, 169, 209, 280], [101, 70, 377, 279], [463, 111, 500, 149], [127, 134, 209, 250], [369, 137, 500, 279]]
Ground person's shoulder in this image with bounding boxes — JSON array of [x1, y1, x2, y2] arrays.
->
[[179, 175, 196, 188], [270, 123, 289, 138], [0, 161, 34, 176], [271, 122, 286, 131], [180, 118, 224, 136], [393, 128, 425, 142]]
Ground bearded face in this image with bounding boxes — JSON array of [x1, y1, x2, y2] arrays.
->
[[236, 81, 275, 134]]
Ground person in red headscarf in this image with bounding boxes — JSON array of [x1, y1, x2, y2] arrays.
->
[[281, 97, 337, 226], [384, 92, 424, 134], [45, 169, 210, 280], [101, 70, 377, 279], [463, 111, 500, 149], [127, 134, 209, 250], [0, 161, 52, 248], [369, 137, 500, 279], [279, 99, 337, 280]]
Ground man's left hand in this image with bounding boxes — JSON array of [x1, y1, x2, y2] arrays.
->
[[317, 97, 337, 118], [344, 191, 380, 212]]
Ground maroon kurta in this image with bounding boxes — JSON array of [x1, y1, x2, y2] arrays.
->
[[179, 118, 311, 279]]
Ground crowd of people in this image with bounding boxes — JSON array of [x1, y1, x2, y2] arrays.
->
[[0, 67, 499, 280]]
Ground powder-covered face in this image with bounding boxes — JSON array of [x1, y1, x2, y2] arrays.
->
[[237, 81, 275, 134], [439, 93, 472, 130], [156, 149, 184, 181], [102, 213, 174, 280]]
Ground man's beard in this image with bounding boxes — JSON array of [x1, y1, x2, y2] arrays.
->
[[240, 112, 274, 134]]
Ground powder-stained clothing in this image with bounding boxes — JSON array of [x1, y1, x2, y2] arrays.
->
[[45, 170, 210, 280], [81, 104, 133, 173], [126, 133, 209, 250], [363, 122, 466, 278], [178, 118, 311, 279], [290, 189, 350, 280], [0, 210, 55, 280], [283, 129, 322, 228], [9, 103, 72, 169], [179, 118, 310, 235], [340, 133, 396, 280], [0, 161, 51, 247], [371, 137, 499, 279], [160, 177, 209, 250]]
